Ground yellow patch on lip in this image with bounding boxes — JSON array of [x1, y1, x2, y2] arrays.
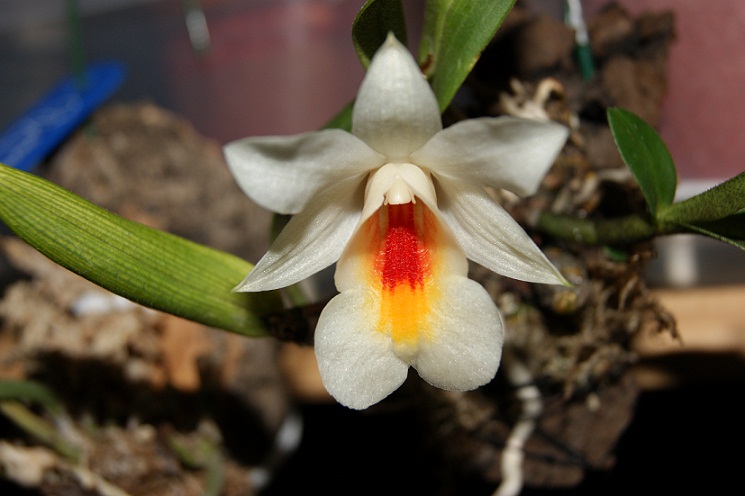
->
[[356, 200, 443, 359], [379, 283, 435, 358]]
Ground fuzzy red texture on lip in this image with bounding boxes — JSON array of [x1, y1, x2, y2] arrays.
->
[[378, 202, 430, 290]]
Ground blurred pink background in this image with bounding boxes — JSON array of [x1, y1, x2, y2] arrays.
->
[[585, 0, 745, 180], [165, 1, 367, 141], [1, 0, 743, 181], [164, 0, 745, 180]]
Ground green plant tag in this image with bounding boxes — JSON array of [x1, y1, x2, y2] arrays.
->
[[0, 163, 281, 336]]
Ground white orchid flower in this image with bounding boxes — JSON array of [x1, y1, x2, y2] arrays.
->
[[225, 34, 569, 410]]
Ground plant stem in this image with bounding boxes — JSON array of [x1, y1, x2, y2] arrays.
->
[[537, 211, 676, 245]]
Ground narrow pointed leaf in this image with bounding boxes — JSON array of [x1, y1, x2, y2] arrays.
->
[[0, 380, 61, 414], [0, 163, 280, 336], [679, 215, 745, 251], [418, 0, 516, 111], [0, 401, 82, 461], [662, 171, 745, 224], [352, 0, 407, 69], [607, 107, 677, 216]]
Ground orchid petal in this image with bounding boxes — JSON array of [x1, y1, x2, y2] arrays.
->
[[225, 130, 384, 215], [436, 177, 567, 285], [233, 176, 365, 292], [411, 117, 568, 196], [414, 275, 503, 390], [315, 289, 409, 410], [352, 33, 442, 161]]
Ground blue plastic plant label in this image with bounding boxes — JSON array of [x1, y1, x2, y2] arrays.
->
[[0, 61, 125, 172]]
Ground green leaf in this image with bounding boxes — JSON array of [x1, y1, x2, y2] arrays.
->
[[0, 401, 82, 461], [698, 211, 745, 239], [322, 100, 354, 131], [0, 380, 61, 414], [0, 163, 281, 337], [418, 0, 516, 111], [662, 172, 745, 224], [679, 214, 745, 250], [352, 0, 407, 69], [607, 107, 677, 216]]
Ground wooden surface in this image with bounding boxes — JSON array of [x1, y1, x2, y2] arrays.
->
[[634, 285, 745, 388]]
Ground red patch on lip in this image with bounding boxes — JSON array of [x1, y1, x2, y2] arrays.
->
[[379, 202, 430, 290], [339, 199, 443, 348]]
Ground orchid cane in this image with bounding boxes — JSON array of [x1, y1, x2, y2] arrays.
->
[[225, 34, 569, 410]]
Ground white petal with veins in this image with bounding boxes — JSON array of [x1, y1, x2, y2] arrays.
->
[[234, 176, 366, 292], [225, 130, 384, 214], [411, 117, 568, 196], [436, 177, 567, 285]]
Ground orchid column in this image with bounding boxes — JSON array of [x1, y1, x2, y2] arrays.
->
[[225, 34, 569, 410]]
